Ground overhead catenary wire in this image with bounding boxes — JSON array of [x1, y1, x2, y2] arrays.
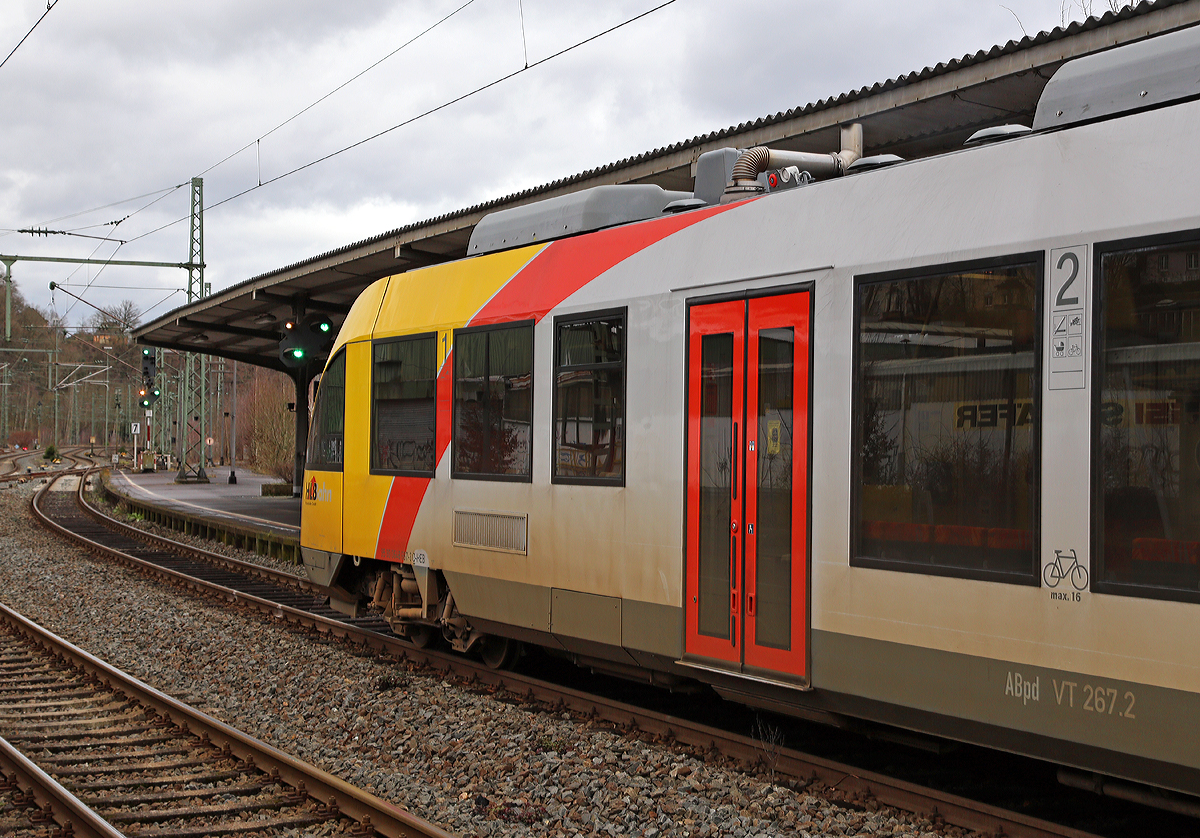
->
[[54, 283, 183, 291], [12, 0, 682, 320], [126, 0, 682, 245], [0, 0, 62, 72], [198, 0, 480, 179], [519, 0, 529, 69], [5, 0, 479, 265], [136, 289, 185, 320], [49, 179, 193, 319], [36, 185, 182, 226], [16, 228, 127, 244], [55, 236, 130, 322], [0, 183, 185, 243]]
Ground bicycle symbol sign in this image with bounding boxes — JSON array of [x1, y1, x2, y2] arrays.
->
[[1044, 549, 1089, 591]]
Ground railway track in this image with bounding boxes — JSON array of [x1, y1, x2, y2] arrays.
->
[[0, 446, 95, 484], [22, 468, 1125, 838], [0, 597, 454, 838]]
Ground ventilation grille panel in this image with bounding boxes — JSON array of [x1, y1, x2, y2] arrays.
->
[[453, 510, 528, 554]]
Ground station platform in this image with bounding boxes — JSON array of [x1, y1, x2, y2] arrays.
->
[[106, 467, 300, 538]]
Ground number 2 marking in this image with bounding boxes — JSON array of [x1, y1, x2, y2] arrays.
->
[[1056, 251, 1080, 306]]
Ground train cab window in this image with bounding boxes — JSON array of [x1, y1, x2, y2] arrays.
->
[[552, 309, 625, 485], [1095, 234, 1200, 600], [853, 257, 1041, 583], [307, 350, 346, 471], [371, 334, 437, 475], [452, 322, 533, 480]]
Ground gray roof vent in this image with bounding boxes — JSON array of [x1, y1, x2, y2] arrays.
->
[[1034, 25, 1200, 131], [964, 124, 1032, 145], [468, 184, 691, 256], [693, 148, 741, 206], [845, 154, 904, 173], [663, 197, 707, 213]]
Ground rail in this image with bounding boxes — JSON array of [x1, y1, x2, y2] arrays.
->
[[0, 733, 125, 838], [27, 468, 1107, 838], [0, 593, 457, 838]]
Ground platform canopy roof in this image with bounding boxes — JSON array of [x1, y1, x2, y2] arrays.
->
[[133, 0, 1200, 372]]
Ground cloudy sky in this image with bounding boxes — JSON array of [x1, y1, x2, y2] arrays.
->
[[0, 0, 1105, 330]]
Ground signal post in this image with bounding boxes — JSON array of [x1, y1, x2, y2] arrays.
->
[[136, 348, 161, 470]]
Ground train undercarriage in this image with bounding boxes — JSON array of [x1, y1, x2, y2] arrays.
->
[[329, 558, 520, 669]]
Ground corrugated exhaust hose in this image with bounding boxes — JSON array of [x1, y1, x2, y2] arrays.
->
[[723, 123, 862, 201]]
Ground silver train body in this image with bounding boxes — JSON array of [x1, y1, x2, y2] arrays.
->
[[301, 27, 1200, 799]]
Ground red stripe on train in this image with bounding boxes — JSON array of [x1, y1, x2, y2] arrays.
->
[[374, 202, 740, 560]]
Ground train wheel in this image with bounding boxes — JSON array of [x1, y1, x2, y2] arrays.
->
[[478, 635, 519, 670], [407, 624, 437, 649]]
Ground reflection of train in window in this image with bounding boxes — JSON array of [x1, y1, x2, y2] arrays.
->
[[300, 27, 1200, 805]]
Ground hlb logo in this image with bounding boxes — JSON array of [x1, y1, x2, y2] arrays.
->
[[305, 477, 331, 503]]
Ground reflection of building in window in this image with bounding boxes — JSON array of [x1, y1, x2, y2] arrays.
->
[[308, 351, 345, 470], [553, 310, 625, 484], [453, 323, 533, 479], [854, 260, 1040, 581], [1097, 238, 1200, 600], [372, 335, 436, 475]]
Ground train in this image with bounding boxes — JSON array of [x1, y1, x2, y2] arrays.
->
[[300, 26, 1200, 801]]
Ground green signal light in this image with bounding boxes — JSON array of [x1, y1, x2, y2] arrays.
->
[[291, 348, 305, 359], [319, 322, 331, 333]]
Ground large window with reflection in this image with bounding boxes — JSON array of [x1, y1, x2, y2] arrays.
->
[[453, 322, 533, 480], [1095, 232, 1200, 601], [553, 309, 625, 485], [307, 350, 345, 471], [372, 334, 437, 476], [853, 256, 1041, 582]]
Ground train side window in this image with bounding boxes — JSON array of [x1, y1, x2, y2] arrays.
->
[[371, 334, 437, 476], [452, 321, 534, 480], [852, 256, 1041, 583], [552, 308, 626, 485], [307, 349, 346, 471], [1094, 233, 1200, 601]]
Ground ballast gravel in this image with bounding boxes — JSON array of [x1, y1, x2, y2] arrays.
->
[[0, 478, 972, 838]]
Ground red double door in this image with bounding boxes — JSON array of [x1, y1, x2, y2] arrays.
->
[[685, 291, 810, 680]]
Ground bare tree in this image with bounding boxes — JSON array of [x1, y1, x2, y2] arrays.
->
[[241, 367, 295, 480], [84, 299, 139, 336], [1061, 0, 1126, 27]]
